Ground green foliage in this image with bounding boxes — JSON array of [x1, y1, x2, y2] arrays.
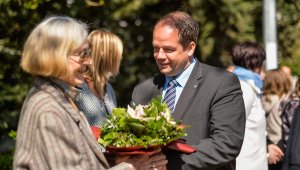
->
[[277, 0, 300, 75], [0, 151, 13, 170], [23, 0, 51, 9], [188, 0, 263, 66], [8, 130, 16, 140], [0, 131, 15, 170]]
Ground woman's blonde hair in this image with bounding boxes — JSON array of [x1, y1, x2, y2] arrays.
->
[[21, 16, 88, 78], [87, 29, 123, 98]]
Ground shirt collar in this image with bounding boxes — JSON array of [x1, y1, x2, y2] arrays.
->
[[50, 77, 82, 101], [165, 57, 196, 87]]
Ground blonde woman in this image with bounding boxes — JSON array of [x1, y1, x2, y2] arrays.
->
[[75, 29, 123, 128]]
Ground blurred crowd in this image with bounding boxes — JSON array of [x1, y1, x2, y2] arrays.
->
[[228, 48, 300, 170]]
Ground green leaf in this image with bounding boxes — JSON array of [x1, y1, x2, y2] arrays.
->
[[128, 122, 145, 136]]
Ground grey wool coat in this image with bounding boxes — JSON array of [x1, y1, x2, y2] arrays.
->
[[13, 77, 132, 170]]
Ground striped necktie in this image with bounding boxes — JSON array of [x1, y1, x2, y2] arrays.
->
[[163, 79, 178, 112]]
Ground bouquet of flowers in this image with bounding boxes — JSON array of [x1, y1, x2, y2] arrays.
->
[[98, 96, 188, 154]]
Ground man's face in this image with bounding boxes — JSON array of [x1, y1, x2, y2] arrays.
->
[[152, 24, 194, 76]]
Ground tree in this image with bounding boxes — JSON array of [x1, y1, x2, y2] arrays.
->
[[277, 0, 300, 75]]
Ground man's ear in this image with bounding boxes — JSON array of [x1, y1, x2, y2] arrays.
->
[[187, 41, 196, 57]]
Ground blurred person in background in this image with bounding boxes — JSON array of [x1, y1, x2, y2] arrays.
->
[[75, 29, 122, 129], [281, 77, 300, 170], [226, 65, 235, 72], [262, 69, 292, 170], [231, 41, 268, 170], [281, 77, 300, 149], [227, 64, 266, 80], [280, 65, 297, 90], [280, 65, 292, 78]]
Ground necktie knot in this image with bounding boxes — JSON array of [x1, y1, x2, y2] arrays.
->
[[168, 79, 178, 88]]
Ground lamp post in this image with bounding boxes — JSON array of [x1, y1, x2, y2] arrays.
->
[[263, 0, 278, 70]]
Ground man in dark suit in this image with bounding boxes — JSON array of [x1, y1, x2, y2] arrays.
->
[[132, 11, 246, 170]]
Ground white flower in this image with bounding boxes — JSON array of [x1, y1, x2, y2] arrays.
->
[[160, 110, 176, 125], [169, 120, 177, 125], [127, 104, 145, 119], [127, 105, 136, 117], [160, 110, 171, 122], [155, 115, 161, 121]]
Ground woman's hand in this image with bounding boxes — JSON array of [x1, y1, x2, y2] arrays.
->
[[267, 144, 284, 164], [147, 152, 167, 170], [115, 148, 168, 170]]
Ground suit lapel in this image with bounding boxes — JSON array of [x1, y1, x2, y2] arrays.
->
[[35, 78, 110, 168], [173, 61, 203, 121]]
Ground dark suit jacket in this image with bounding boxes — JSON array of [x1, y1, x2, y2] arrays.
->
[[132, 60, 246, 170]]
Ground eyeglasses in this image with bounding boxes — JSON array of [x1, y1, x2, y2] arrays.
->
[[69, 48, 91, 63]]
